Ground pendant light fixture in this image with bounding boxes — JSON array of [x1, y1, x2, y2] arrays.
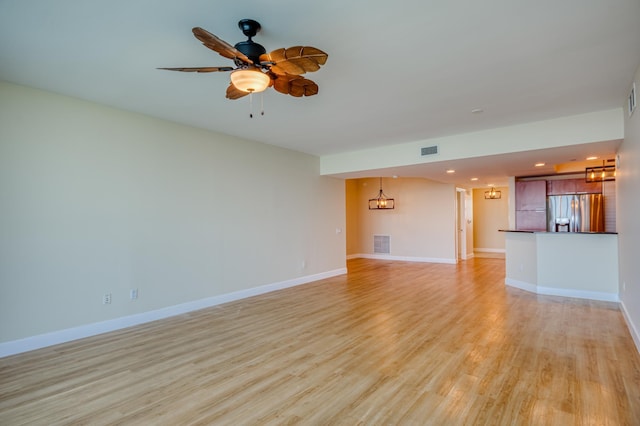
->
[[484, 187, 502, 199], [585, 160, 616, 183], [369, 177, 395, 210]]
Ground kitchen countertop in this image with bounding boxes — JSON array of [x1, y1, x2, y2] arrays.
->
[[499, 229, 618, 235]]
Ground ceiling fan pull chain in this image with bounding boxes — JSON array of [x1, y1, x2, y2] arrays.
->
[[261, 92, 265, 116], [249, 92, 254, 118]]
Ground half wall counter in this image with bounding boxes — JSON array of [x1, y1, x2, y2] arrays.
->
[[500, 230, 619, 302]]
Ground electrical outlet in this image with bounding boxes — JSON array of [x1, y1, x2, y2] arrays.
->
[[103, 293, 112, 304], [130, 288, 138, 300]]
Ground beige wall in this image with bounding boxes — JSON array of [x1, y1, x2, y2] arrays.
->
[[619, 64, 640, 350], [472, 186, 509, 252], [346, 177, 456, 263], [0, 82, 346, 344], [345, 179, 360, 256]]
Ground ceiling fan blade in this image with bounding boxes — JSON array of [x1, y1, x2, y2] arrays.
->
[[261, 46, 328, 76], [272, 75, 319, 97], [225, 83, 251, 100], [157, 66, 234, 73], [192, 27, 253, 64]]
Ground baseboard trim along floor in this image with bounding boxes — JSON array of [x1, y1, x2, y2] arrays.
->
[[0, 267, 347, 358]]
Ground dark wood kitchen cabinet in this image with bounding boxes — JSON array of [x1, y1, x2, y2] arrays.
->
[[547, 178, 601, 195], [516, 210, 547, 231], [546, 179, 575, 195], [574, 179, 602, 194], [516, 180, 546, 210], [515, 180, 546, 231]]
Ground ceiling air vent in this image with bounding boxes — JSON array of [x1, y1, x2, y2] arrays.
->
[[421, 145, 438, 156]]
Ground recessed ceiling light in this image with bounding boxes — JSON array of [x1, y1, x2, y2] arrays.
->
[[446, 169, 455, 174], [471, 108, 484, 114], [586, 156, 598, 161], [470, 177, 478, 181], [534, 162, 545, 167], [487, 183, 495, 187]]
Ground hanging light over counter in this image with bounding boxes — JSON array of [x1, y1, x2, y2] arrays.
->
[[369, 177, 395, 210], [585, 160, 616, 182]]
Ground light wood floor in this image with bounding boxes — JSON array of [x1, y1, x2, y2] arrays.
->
[[1, 258, 639, 425]]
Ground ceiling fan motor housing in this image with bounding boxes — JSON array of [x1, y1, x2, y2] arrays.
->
[[234, 40, 266, 66], [235, 19, 266, 66]]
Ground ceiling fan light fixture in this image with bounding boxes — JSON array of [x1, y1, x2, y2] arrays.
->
[[230, 68, 270, 93]]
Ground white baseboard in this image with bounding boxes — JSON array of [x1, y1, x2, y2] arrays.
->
[[505, 278, 618, 302], [474, 248, 506, 253], [504, 278, 538, 294], [620, 300, 640, 355], [536, 286, 619, 302], [0, 268, 347, 358], [348, 253, 456, 264]]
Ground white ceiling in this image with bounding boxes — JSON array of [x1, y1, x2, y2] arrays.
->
[[1, 0, 638, 187]]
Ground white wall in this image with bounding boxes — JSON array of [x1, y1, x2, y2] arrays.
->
[[0, 82, 346, 347], [536, 233, 618, 296], [345, 177, 456, 263], [504, 232, 618, 301], [321, 109, 624, 175], [504, 232, 538, 286], [619, 65, 640, 351]]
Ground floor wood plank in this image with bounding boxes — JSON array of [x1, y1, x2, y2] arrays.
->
[[1, 258, 639, 425]]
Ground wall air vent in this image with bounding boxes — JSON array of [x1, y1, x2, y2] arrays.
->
[[374, 235, 390, 254], [421, 145, 438, 156]]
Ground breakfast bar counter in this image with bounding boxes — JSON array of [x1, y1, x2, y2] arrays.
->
[[500, 230, 619, 301]]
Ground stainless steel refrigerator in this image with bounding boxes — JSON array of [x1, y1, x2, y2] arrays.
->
[[547, 194, 604, 232]]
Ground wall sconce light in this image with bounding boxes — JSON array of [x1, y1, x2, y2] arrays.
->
[[585, 161, 616, 182], [484, 187, 501, 199], [369, 177, 395, 209]]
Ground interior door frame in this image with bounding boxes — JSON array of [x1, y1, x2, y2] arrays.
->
[[456, 187, 467, 262]]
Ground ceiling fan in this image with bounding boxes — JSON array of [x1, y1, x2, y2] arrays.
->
[[159, 19, 328, 100]]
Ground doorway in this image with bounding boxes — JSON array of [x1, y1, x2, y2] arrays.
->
[[456, 188, 472, 262], [456, 188, 465, 261]]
